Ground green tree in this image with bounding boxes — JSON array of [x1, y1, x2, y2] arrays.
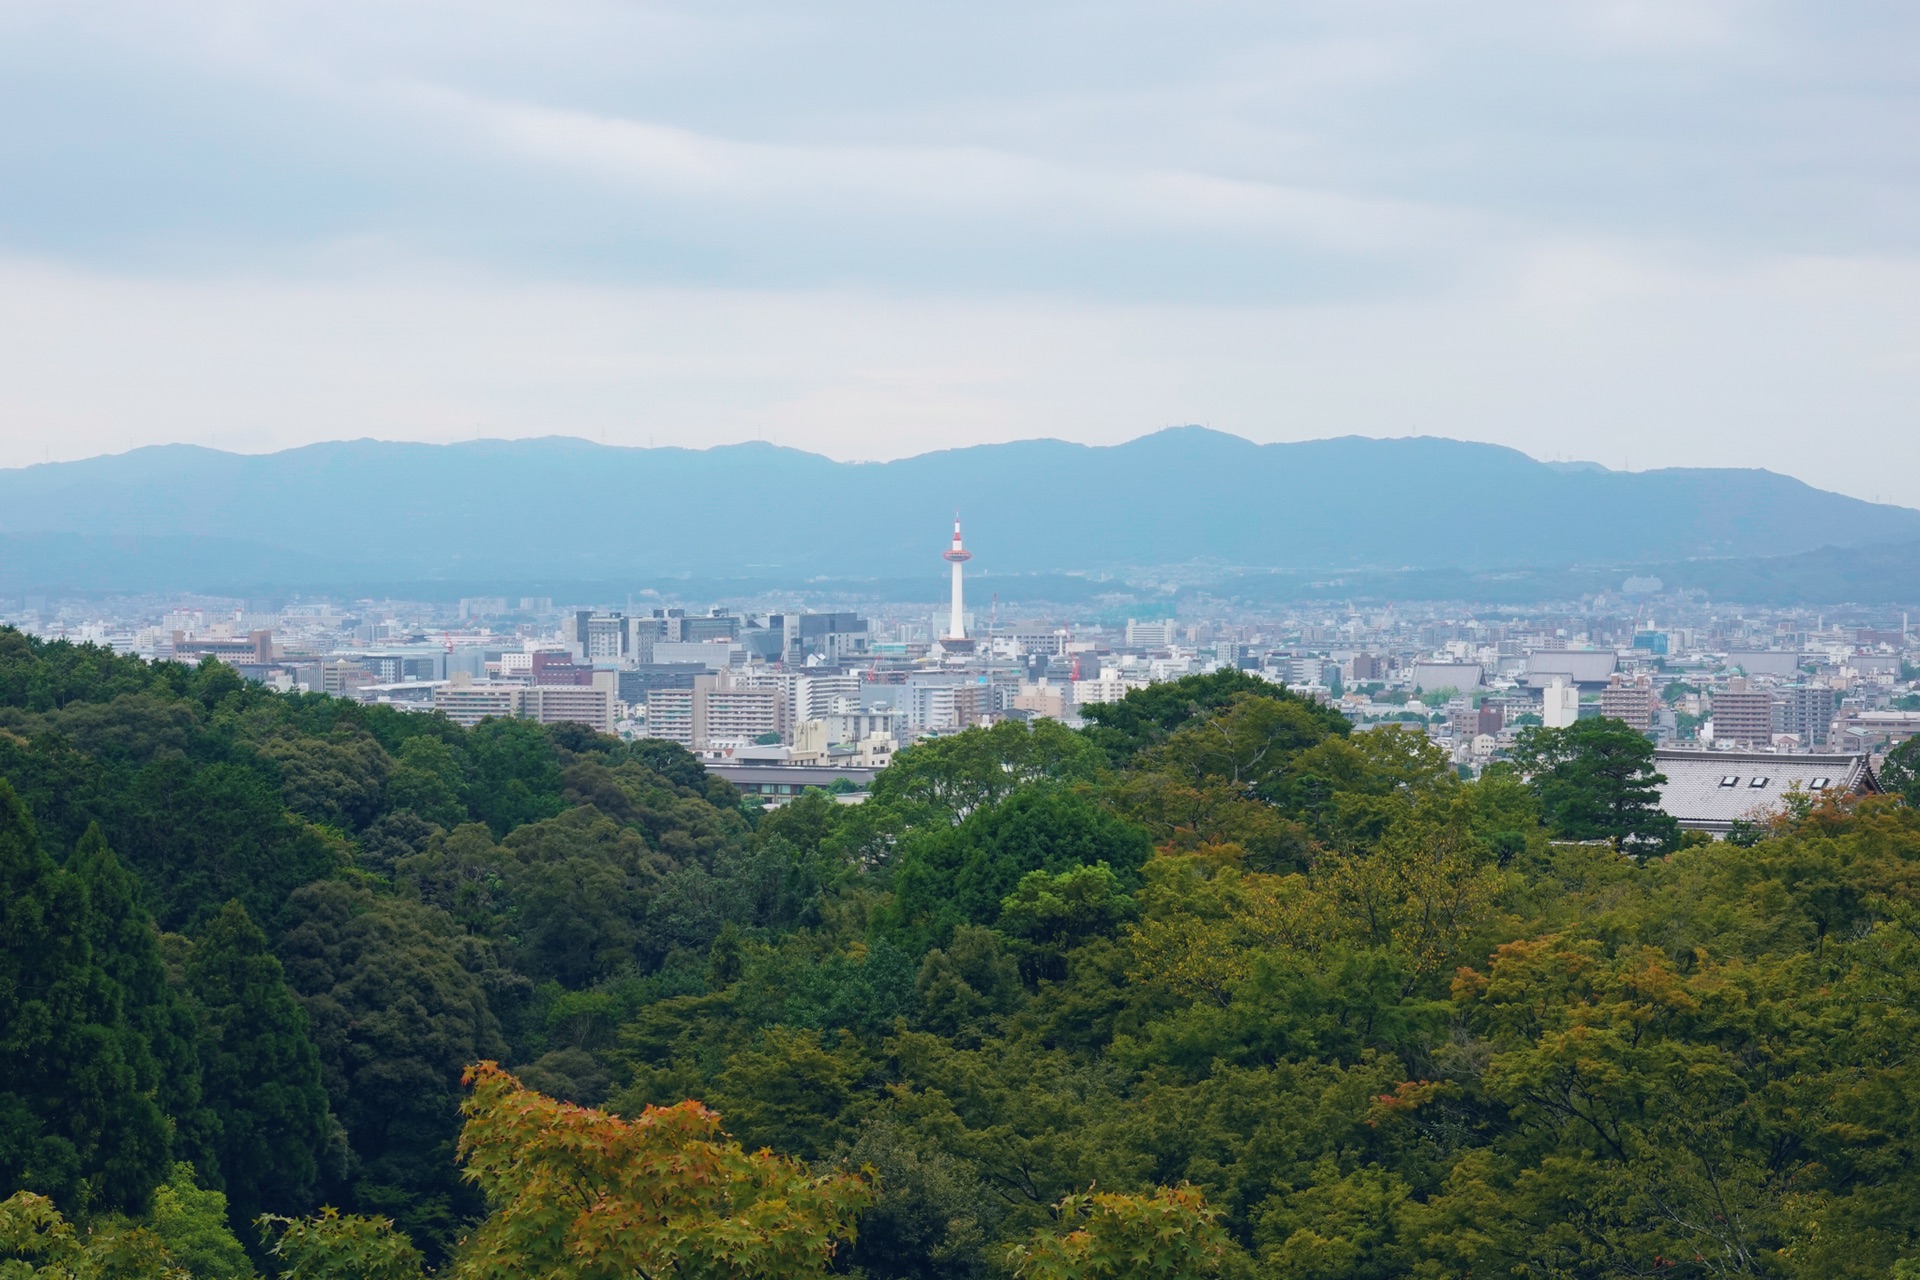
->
[[68, 826, 213, 1176], [1082, 669, 1346, 766], [1510, 717, 1678, 850], [463, 719, 565, 836], [869, 720, 1106, 828], [186, 901, 334, 1237], [277, 882, 503, 1260], [255, 732, 391, 832], [998, 863, 1138, 982], [384, 737, 468, 830], [886, 786, 1152, 950], [145, 1164, 255, 1280], [1006, 1185, 1250, 1280], [119, 757, 343, 931], [257, 1209, 425, 1280], [0, 1190, 186, 1280], [0, 781, 171, 1217], [1881, 736, 1920, 807]]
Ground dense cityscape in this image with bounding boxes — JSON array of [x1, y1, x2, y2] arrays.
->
[[7, 516, 1916, 836]]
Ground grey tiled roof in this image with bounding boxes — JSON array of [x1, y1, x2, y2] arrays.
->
[[1653, 749, 1878, 832]]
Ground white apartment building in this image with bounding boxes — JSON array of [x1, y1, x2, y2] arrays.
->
[[1073, 670, 1140, 706], [1542, 677, 1580, 730], [436, 680, 525, 727], [1125, 618, 1177, 649], [645, 671, 786, 749], [698, 676, 786, 747], [795, 674, 863, 724], [646, 688, 697, 747], [523, 684, 615, 734]]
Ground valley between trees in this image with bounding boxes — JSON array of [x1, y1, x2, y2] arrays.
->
[[4, 627, 1920, 1277]]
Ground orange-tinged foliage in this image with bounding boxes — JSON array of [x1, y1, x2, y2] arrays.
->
[[454, 1062, 873, 1280]]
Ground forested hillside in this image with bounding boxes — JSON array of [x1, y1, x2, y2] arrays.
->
[[4, 627, 1920, 1277]]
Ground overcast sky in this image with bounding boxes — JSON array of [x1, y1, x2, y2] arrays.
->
[[1, 2, 1916, 502]]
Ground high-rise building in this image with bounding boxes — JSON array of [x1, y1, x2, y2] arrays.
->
[[645, 688, 696, 747], [1600, 673, 1654, 733], [1774, 684, 1837, 749], [436, 679, 525, 727], [1711, 678, 1774, 746], [792, 613, 871, 663]]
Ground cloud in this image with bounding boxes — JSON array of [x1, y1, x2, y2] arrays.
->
[[0, 1, 1917, 498], [2, 245, 1917, 506]]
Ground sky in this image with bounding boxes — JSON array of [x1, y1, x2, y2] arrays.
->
[[0, 1, 1917, 503]]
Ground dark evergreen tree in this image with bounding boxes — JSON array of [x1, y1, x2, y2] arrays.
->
[[187, 899, 334, 1234], [278, 880, 504, 1261], [68, 823, 216, 1177], [0, 780, 170, 1215], [1511, 716, 1680, 850]]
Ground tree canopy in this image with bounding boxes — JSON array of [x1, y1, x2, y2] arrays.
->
[[5, 632, 1920, 1278]]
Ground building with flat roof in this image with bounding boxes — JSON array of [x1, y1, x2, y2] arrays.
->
[[523, 684, 614, 734], [1125, 619, 1176, 649], [1774, 685, 1838, 750], [704, 761, 878, 805], [644, 671, 784, 750], [436, 681, 525, 727], [1710, 679, 1774, 747], [1600, 674, 1655, 734]]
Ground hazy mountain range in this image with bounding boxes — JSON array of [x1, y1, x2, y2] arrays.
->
[[2, 429, 1918, 601]]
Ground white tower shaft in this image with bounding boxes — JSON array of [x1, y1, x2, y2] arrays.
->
[[941, 516, 972, 641], [949, 559, 965, 640]]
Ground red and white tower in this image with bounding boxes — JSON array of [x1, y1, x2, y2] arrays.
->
[[942, 515, 972, 641]]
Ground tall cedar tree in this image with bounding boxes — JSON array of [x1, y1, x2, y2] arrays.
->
[[68, 824, 216, 1177], [0, 780, 171, 1215], [187, 899, 334, 1236]]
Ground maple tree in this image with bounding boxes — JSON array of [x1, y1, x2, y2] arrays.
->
[[454, 1062, 873, 1279]]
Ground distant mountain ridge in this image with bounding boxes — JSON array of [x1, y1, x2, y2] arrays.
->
[[1, 428, 1916, 592]]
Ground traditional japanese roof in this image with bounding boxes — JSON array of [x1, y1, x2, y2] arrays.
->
[[1652, 748, 1879, 834], [1523, 651, 1618, 688]]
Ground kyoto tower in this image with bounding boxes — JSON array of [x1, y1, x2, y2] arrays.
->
[[942, 515, 972, 641]]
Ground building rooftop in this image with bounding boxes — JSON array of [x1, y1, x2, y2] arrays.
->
[[1652, 748, 1879, 834]]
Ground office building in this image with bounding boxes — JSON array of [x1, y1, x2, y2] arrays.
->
[[1125, 618, 1176, 649]]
